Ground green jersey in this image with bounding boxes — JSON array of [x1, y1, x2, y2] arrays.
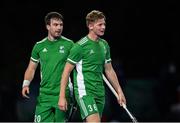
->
[[31, 36, 73, 97], [67, 36, 111, 98]]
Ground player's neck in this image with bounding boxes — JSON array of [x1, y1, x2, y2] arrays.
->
[[87, 33, 99, 42], [48, 35, 61, 41]]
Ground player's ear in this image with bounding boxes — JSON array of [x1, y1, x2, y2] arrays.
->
[[88, 23, 94, 30], [46, 25, 50, 30]]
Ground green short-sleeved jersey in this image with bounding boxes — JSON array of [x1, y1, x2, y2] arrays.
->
[[31, 36, 73, 99], [67, 36, 111, 98]]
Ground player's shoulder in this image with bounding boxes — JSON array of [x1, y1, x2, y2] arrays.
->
[[35, 37, 47, 45], [32, 37, 47, 49], [77, 36, 89, 46], [99, 38, 108, 44], [61, 36, 74, 44]]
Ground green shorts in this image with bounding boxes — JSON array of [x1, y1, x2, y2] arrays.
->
[[34, 94, 71, 122], [76, 95, 105, 120], [34, 105, 67, 122]]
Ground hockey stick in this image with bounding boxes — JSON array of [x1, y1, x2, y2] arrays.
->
[[102, 74, 138, 123], [66, 103, 78, 122]]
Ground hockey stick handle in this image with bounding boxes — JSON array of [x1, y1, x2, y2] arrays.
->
[[102, 74, 137, 122], [102, 74, 119, 99]]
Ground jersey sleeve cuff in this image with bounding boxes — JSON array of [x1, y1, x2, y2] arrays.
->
[[67, 58, 77, 65], [105, 58, 112, 63], [30, 57, 39, 63]]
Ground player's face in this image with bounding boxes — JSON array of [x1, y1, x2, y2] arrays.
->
[[47, 18, 63, 39], [91, 18, 106, 37]]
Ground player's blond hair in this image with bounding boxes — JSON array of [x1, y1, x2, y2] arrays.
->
[[86, 10, 106, 26]]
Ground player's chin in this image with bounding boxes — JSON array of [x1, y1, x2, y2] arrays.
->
[[55, 34, 61, 38], [100, 30, 105, 35], [98, 32, 104, 36], [54, 35, 60, 39]]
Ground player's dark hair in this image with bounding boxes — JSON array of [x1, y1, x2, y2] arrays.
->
[[45, 12, 63, 25]]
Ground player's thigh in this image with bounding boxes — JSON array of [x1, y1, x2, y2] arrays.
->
[[54, 99, 72, 122], [34, 105, 54, 122], [96, 96, 105, 117], [86, 113, 100, 122], [54, 107, 66, 122], [76, 95, 100, 120]]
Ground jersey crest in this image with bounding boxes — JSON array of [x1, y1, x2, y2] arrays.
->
[[59, 45, 64, 53]]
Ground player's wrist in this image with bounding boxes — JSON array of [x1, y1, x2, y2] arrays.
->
[[59, 92, 66, 98], [117, 89, 123, 95], [22, 80, 30, 88]]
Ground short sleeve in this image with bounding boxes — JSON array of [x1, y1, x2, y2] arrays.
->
[[30, 43, 39, 63], [105, 41, 112, 63], [67, 44, 83, 64]]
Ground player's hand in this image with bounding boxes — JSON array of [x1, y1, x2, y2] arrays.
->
[[22, 86, 30, 98], [58, 97, 68, 111], [117, 91, 126, 106]]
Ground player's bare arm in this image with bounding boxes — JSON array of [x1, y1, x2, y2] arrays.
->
[[22, 60, 38, 98], [58, 62, 75, 111], [104, 62, 126, 106]]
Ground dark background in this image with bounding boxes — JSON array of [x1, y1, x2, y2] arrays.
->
[[0, 0, 180, 122]]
